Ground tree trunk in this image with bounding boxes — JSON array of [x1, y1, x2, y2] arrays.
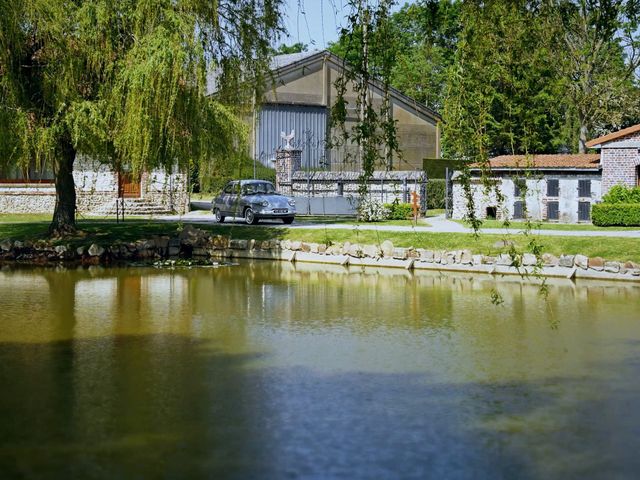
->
[[578, 123, 588, 153], [49, 136, 77, 236]]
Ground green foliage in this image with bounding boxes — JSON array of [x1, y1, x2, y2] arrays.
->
[[426, 179, 446, 210], [602, 185, 640, 204], [328, 0, 401, 182], [592, 203, 640, 226], [272, 42, 308, 54], [0, 0, 284, 231], [384, 201, 413, 220], [357, 198, 390, 222], [196, 153, 276, 194]]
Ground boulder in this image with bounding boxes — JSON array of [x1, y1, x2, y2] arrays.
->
[[300, 242, 312, 252], [433, 251, 443, 264], [588, 257, 605, 271], [363, 244, 381, 258], [393, 248, 408, 260], [459, 249, 473, 265], [326, 244, 342, 255], [522, 253, 537, 266], [574, 254, 589, 270], [260, 240, 271, 250], [380, 240, 394, 258], [54, 245, 68, 255], [341, 242, 352, 255], [482, 255, 496, 265], [604, 261, 620, 273], [347, 244, 362, 258], [76, 246, 86, 256], [317, 244, 327, 254], [289, 241, 302, 251], [88, 244, 105, 257], [0, 239, 12, 252], [559, 255, 575, 268], [496, 254, 512, 266], [407, 248, 420, 259], [13, 240, 24, 249], [308, 243, 319, 254], [229, 239, 248, 250], [419, 250, 434, 262], [280, 239, 291, 250], [542, 253, 559, 266]]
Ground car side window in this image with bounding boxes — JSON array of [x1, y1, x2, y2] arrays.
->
[[223, 183, 235, 194]]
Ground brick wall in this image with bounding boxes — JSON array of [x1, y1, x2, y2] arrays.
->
[[601, 131, 640, 195]]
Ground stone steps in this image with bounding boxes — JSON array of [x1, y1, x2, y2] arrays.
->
[[89, 198, 175, 216]]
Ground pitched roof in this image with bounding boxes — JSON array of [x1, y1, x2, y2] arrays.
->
[[268, 50, 442, 123], [586, 124, 640, 148], [472, 154, 601, 170], [269, 50, 320, 69]]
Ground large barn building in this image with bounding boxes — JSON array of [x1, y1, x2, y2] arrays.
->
[[236, 50, 442, 172]]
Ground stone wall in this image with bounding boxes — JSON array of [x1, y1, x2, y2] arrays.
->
[[453, 172, 602, 223], [288, 170, 427, 209], [0, 156, 189, 215], [0, 185, 56, 214], [601, 131, 640, 195]]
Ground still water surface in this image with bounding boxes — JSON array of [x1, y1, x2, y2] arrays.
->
[[0, 262, 639, 479]]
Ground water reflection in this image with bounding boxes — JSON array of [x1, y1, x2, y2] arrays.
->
[[0, 263, 639, 478]]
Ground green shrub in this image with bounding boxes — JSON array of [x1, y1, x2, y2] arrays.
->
[[427, 179, 446, 209], [602, 185, 640, 204], [384, 201, 413, 219], [358, 198, 390, 222], [592, 203, 640, 226]]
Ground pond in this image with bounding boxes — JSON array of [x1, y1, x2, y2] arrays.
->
[[0, 262, 639, 479]]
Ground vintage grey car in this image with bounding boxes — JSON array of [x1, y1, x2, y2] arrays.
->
[[212, 180, 296, 224]]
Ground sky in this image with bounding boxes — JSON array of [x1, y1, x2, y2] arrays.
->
[[281, 0, 415, 50]]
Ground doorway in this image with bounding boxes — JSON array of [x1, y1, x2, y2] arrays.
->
[[118, 172, 141, 198]]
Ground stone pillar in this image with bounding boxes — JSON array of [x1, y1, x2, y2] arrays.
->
[[275, 148, 301, 195]]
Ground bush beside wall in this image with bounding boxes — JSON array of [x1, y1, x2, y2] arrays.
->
[[592, 203, 640, 226], [384, 202, 413, 220], [427, 179, 446, 210]]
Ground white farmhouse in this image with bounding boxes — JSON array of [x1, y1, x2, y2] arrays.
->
[[452, 124, 640, 223]]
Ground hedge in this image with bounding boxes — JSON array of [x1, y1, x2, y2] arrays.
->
[[592, 203, 640, 226], [427, 179, 446, 210], [384, 201, 413, 220]]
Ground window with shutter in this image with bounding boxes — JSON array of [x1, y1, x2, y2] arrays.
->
[[547, 179, 559, 197], [547, 201, 559, 220], [578, 179, 591, 197], [513, 201, 524, 219], [514, 178, 526, 197], [578, 201, 591, 221]]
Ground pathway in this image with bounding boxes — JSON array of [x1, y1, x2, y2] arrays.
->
[[162, 210, 640, 239]]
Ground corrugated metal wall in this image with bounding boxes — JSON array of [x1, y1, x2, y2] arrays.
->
[[256, 104, 328, 169]]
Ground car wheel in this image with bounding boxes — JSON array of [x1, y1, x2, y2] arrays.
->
[[244, 208, 259, 225], [282, 217, 294, 224], [213, 208, 225, 223]]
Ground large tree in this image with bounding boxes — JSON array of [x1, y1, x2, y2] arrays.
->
[[0, 0, 283, 235], [553, 0, 640, 152]]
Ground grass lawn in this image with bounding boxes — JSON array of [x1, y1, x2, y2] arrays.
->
[[455, 218, 640, 231], [1, 214, 638, 263]]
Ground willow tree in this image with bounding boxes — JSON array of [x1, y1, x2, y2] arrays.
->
[[0, 0, 283, 235]]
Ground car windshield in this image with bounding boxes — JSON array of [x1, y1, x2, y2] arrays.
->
[[242, 182, 276, 195]]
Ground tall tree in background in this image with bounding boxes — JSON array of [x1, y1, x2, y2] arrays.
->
[[442, 1, 567, 160], [553, 0, 640, 152], [0, 0, 283, 235], [330, 0, 400, 178]]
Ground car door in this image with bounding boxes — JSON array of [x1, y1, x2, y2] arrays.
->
[[224, 182, 241, 216], [217, 182, 235, 215]]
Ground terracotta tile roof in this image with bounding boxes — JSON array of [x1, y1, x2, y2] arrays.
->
[[586, 124, 640, 147], [471, 154, 601, 170]]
